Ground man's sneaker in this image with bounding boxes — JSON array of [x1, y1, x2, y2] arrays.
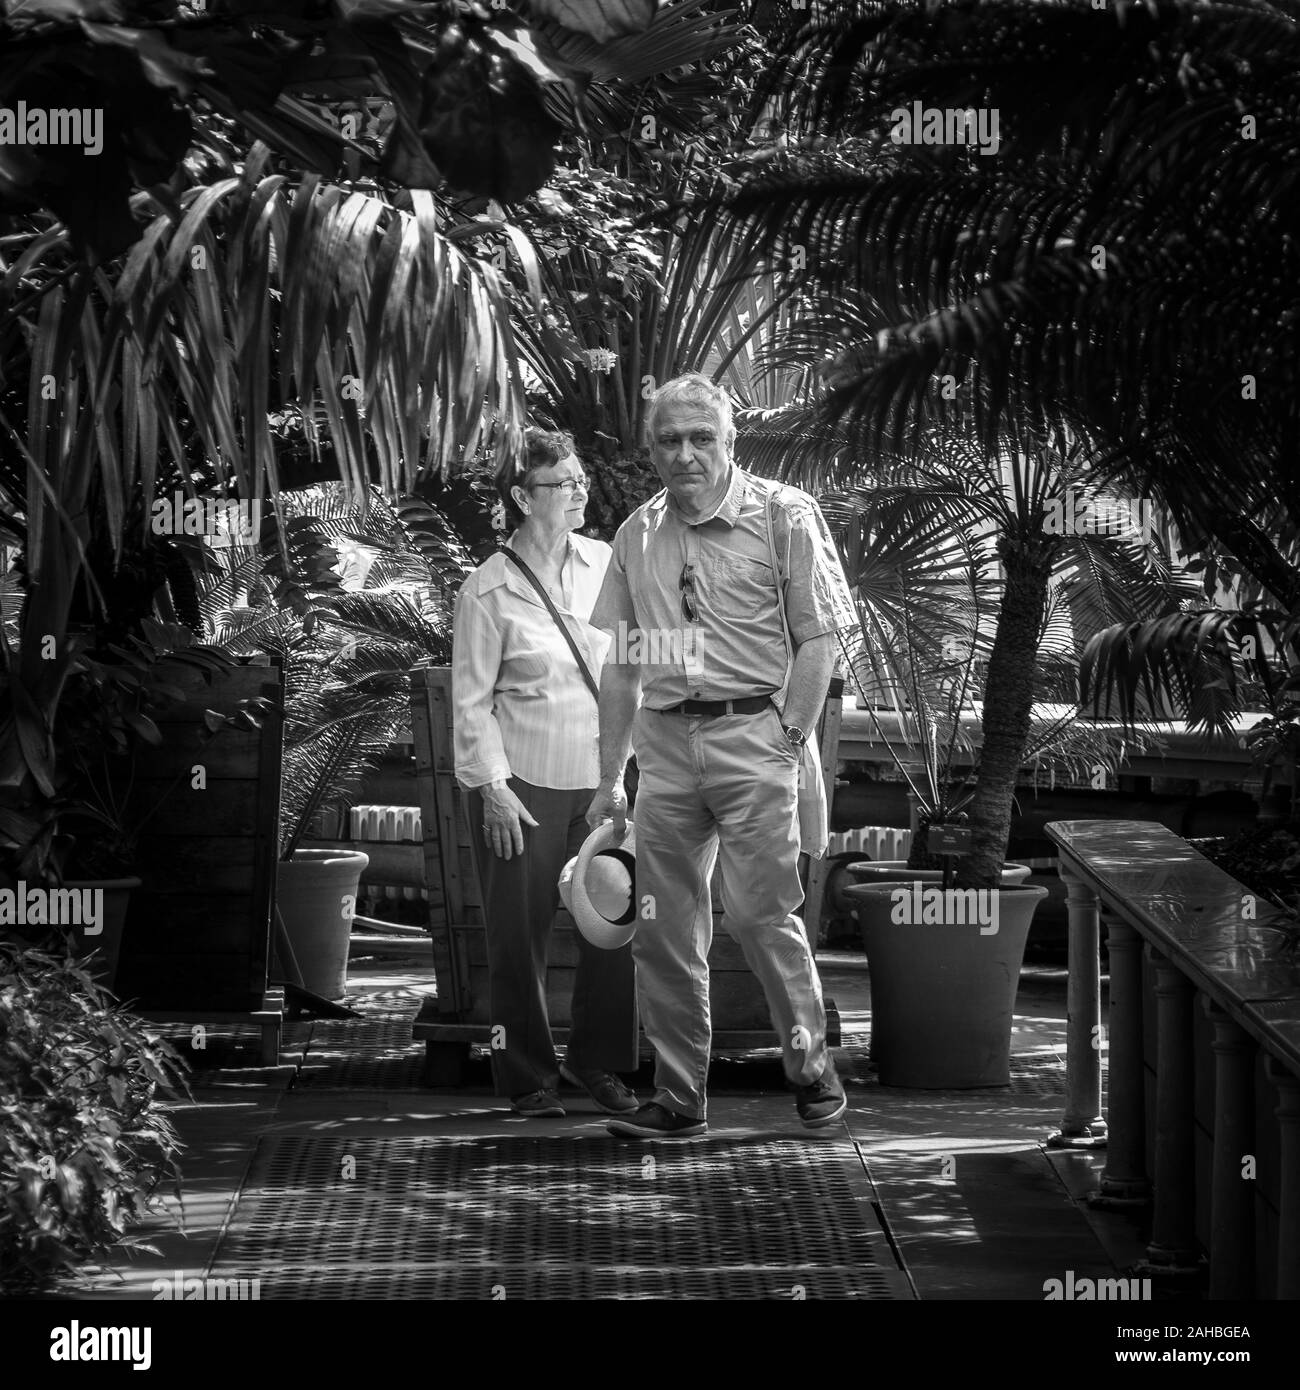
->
[[607, 1102, 707, 1139], [795, 1061, 847, 1129], [511, 1089, 566, 1118], [559, 1062, 639, 1113]]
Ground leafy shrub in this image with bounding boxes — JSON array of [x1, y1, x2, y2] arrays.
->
[[0, 945, 190, 1295], [1194, 824, 1300, 942]]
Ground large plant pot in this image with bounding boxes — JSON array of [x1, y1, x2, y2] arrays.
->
[[276, 850, 369, 1000], [847, 859, 1032, 885], [66, 877, 141, 993], [846, 881, 1049, 1088]]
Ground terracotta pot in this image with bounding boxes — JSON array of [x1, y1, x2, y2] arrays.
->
[[845, 881, 1049, 1088], [276, 850, 369, 1000]]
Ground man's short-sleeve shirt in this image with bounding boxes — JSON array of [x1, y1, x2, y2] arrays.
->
[[589, 466, 857, 709]]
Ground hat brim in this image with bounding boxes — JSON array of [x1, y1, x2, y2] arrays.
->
[[569, 820, 637, 949], [557, 854, 578, 913]]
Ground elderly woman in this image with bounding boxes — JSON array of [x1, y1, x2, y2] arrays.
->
[[452, 427, 639, 1117]]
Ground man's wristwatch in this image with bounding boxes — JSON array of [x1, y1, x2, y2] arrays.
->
[[782, 724, 808, 749]]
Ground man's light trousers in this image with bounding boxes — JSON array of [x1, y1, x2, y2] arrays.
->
[[629, 704, 829, 1120]]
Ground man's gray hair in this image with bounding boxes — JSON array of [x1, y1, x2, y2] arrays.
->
[[644, 373, 734, 444]]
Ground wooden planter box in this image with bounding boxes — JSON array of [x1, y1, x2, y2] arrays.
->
[[113, 658, 285, 1060]]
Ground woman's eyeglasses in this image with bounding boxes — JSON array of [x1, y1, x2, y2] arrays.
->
[[680, 561, 700, 623], [529, 473, 589, 496]]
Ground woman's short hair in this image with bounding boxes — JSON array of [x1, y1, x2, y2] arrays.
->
[[496, 426, 577, 528]]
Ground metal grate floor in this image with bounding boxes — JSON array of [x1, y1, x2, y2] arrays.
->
[[207, 1135, 913, 1300], [153, 1020, 313, 1075], [295, 1019, 428, 1089]]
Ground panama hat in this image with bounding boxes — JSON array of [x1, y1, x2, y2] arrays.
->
[[561, 821, 638, 949]]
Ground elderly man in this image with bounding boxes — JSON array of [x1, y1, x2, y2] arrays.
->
[[586, 373, 858, 1138]]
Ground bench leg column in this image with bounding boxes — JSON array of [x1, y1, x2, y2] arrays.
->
[[1268, 1058, 1300, 1301], [1206, 1000, 1255, 1298], [1091, 914, 1151, 1206], [1140, 948, 1202, 1276], [1049, 869, 1106, 1148]]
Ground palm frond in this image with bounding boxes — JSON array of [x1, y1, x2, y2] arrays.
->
[[1078, 608, 1287, 740], [708, 0, 1300, 597], [13, 157, 526, 580], [279, 695, 407, 858]]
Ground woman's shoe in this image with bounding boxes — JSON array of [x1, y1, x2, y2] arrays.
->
[[559, 1062, 639, 1113], [511, 1089, 566, 1117]]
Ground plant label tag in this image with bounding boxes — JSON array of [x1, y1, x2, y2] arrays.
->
[[930, 825, 972, 855]]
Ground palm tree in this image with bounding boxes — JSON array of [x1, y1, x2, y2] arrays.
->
[[738, 417, 1203, 887], [1074, 498, 1299, 767], [0, 2, 745, 854], [0, 131, 526, 809], [198, 485, 474, 858], [717, 0, 1300, 603], [492, 3, 818, 529], [702, 0, 1298, 886], [0, 1, 697, 263], [823, 483, 1128, 869]]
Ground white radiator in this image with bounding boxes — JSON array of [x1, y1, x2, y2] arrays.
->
[[826, 826, 913, 860], [349, 804, 425, 906]]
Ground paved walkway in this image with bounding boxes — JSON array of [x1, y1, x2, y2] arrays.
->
[[60, 944, 1156, 1302]]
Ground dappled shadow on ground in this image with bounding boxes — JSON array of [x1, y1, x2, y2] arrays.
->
[[203, 1133, 912, 1300], [866, 1148, 1199, 1303]]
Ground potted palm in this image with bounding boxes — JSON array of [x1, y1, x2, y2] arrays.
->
[[826, 487, 1033, 885], [787, 451, 1186, 1085], [737, 431, 1191, 1085], [202, 487, 472, 1000], [820, 483, 1114, 1083]]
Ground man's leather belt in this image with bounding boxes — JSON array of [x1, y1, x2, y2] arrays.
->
[[660, 695, 774, 717]]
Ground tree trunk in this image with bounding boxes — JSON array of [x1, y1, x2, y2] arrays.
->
[[956, 532, 1056, 891]]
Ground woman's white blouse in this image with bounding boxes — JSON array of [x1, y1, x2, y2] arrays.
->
[[452, 533, 612, 791]]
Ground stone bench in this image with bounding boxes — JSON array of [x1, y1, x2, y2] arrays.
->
[[1046, 818, 1300, 1299]]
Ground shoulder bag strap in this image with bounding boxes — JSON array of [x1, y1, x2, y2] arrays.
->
[[764, 486, 794, 714], [502, 547, 601, 703]]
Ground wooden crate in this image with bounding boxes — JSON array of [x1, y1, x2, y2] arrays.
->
[[114, 659, 284, 1046], [409, 666, 844, 1082]]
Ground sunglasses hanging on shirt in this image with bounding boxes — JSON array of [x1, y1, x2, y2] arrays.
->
[[680, 561, 700, 623]]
